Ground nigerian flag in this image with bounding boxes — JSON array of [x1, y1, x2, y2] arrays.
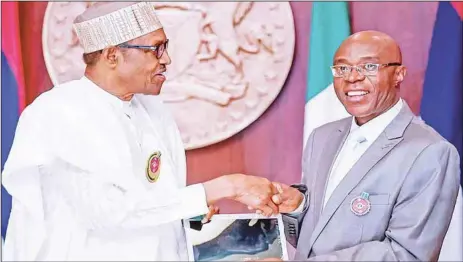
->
[[303, 2, 352, 145]]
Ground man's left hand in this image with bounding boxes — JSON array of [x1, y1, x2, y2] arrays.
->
[[202, 205, 220, 224]]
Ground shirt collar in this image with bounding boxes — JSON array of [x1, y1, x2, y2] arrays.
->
[[349, 98, 404, 143], [80, 76, 133, 110]]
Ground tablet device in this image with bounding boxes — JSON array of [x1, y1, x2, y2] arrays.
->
[[183, 213, 289, 261]]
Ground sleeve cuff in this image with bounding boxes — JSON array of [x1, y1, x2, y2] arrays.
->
[[180, 183, 210, 218], [289, 194, 306, 214]]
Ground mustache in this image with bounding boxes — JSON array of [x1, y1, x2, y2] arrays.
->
[[155, 67, 166, 74]]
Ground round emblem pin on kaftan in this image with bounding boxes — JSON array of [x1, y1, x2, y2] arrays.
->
[[350, 192, 371, 216], [146, 151, 162, 183]]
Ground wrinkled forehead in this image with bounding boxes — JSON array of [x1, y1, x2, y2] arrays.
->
[[334, 39, 397, 64]]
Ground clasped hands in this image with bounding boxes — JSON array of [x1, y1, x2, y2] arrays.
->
[[204, 173, 304, 218], [240, 176, 304, 216]]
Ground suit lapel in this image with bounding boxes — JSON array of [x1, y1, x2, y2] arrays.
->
[[313, 121, 350, 223], [306, 103, 415, 253]]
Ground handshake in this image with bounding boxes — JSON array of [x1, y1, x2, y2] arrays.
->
[[202, 173, 304, 218]]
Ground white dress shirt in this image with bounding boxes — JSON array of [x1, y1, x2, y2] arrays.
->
[[292, 99, 404, 213], [322, 99, 403, 208]]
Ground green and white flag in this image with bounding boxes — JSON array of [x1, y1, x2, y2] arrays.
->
[[303, 2, 351, 145]]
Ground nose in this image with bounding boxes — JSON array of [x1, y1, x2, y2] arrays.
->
[[160, 49, 171, 65], [345, 66, 365, 83]]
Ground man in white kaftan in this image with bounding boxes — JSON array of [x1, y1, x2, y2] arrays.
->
[[2, 2, 280, 261]]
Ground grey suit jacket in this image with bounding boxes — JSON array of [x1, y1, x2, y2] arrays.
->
[[284, 102, 460, 261]]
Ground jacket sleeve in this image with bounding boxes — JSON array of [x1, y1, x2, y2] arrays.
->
[[282, 129, 316, 248], [39, 159, 209, 231]]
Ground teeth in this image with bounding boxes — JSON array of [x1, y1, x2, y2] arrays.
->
[[347, 91, 368, 96]]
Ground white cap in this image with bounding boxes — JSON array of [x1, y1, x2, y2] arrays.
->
[[73, 2, 163, 54]]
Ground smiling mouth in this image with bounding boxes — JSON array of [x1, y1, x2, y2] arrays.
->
[[345, 90, 370, 97]]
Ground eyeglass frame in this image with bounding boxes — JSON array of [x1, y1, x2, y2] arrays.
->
[[330, 62, 402, 77], [117, 39, 169, 59]]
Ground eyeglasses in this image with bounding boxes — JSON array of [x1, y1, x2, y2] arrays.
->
[[330, 62, 401, 77], [117, 39, 169, 59]]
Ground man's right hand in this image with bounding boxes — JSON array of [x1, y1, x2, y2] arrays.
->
[[229, 174, 280, 216], [271, 182, 304, 213], [203, 174, 279, 216]]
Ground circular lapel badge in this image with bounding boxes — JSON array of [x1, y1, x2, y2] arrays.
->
[[350, 192, 371, 216], [146, 151, 162, 183]]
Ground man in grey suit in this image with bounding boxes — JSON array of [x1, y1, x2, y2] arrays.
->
[[262, 30, 460, 261]]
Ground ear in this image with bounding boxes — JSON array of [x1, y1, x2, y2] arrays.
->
[[394, 66, 407, 87], [101, 46, 120, 69]]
